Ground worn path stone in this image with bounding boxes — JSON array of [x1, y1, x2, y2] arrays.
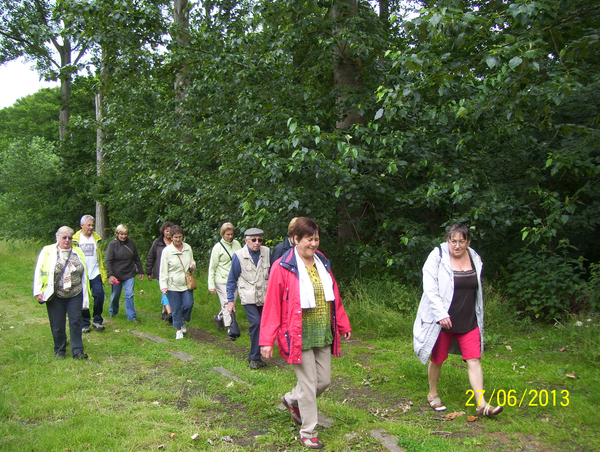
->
[[131, 329, 169, 343], [169, 350, 195, 361], [212, 366, 248, 384], [369, 429, 403, 452], [130, 330, 193, 361]]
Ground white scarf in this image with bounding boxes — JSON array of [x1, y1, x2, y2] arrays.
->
[[295, 247, 335, 309]]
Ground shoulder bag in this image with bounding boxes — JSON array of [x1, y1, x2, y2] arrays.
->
[[176, 254, 197, 291]]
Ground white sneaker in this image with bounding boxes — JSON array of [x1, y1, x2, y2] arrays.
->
[[176, 330, 184, 340], [181, 324, 187, 334]]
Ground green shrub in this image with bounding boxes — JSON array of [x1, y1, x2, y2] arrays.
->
[[583, 262, 600, 312], [502, 243, 586, 321]]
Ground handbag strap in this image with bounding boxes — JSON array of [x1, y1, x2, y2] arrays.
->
[[176, 254, 188, 273], [121, 241, 135, 256], [57, 247, 73, 280], [219, 240, 233, 260]]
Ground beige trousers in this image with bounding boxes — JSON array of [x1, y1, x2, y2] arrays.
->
[[286, 346, 332, 439], [215, 283, 237, 327]]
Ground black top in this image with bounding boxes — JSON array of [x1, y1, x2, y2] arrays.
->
[[444, 267, 478, 334], [146, 236, 168, 279], [270, 237, 293, 270]]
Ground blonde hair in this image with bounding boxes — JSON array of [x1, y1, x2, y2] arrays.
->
[[287, 217, 298, 237], [115, 224, 129, 235], [55, 226, 74, 242], [220, 222, 235, 237]]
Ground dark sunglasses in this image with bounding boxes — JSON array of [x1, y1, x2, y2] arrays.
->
[[250, 238, 263, 243]]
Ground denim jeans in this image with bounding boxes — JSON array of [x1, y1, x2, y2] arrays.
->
[[82, 275, 105, 327], [167, 290, 194, 328], [109, 277, 136, 320]]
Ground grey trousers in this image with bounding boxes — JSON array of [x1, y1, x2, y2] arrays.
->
[[46, 293, 84, 356], [287, 346, 332, 439]]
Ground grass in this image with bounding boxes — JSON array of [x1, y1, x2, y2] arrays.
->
[[0, 239, 598, 451]]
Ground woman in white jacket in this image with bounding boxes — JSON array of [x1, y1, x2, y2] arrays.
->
[[413, 223, 501, 417], [159, 225, 196, 340]]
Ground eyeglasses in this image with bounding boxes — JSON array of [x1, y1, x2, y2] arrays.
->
[[249, 238, 263, 243], [449, 239, 467, 246], [61, 236, 73, 240]]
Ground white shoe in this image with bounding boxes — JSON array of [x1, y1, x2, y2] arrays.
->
[[181, 324, 187, 334], [176, 330, 184, 340]]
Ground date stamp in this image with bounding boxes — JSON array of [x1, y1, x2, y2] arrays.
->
[[466, 389, 570, 407]]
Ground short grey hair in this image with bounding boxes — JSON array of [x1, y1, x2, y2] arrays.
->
[[55, 226, 74, 242], [80, 215, 94, 226]]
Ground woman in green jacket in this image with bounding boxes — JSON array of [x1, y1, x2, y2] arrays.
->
[[208, 222, 241, 339]]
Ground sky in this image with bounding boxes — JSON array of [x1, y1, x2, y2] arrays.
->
[[0, 58, 59, 109]]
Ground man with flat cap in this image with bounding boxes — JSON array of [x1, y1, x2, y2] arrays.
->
[[227, 228, 271, 369]]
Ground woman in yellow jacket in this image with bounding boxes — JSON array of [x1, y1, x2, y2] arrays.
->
[[33, 226, 91, 359]]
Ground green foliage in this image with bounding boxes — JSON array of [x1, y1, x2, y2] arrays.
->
[[0, 88, 60, 152], [3, 0, 599, 321], [502, 243, 587, 322], [0, 76, 98, 239], [0, 138, 64, 239], [583, 262, 600, 312]]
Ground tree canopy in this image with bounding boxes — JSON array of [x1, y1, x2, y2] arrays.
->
[[1, 0, 598, 319]]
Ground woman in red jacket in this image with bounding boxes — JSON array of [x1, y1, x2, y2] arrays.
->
[[260, 217, 351, 450]]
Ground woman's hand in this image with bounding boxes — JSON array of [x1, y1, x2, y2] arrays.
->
[[189, 263, 196, 271], [139, 274, 144, 281], [261, 346, 273, 360], [343, 332, 352, 340], [109, 276, 117, 285], [36, 294, 45, 304], [209, 289, 216, 295], [147, 275, 153, 281], [161, 288, 168, 295], [438, 317, 452, 329]]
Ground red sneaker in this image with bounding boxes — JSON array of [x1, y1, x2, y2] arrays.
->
[[281, 396, 302, 425], [300, 437, 323, 449]]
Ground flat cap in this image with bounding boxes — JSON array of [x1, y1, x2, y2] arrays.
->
[[244, 227, 264, 237]]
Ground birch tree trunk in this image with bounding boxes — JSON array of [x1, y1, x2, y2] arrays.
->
[[173, 0, 190, 103], [95, 48, 109, 240]]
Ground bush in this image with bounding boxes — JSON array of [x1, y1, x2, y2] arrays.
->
[[583, 262, 600, 313], [502, 243, 586, 322]]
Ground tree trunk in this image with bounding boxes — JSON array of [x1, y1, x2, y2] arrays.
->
[[57, 39, 72, 142], [379, 0, 389, 24], [95, 92, 109, 240], [332, 0, 365, 130], [173, 0, 190, 103], [95, 48, 110, 240], [332, 0, 365, 241]]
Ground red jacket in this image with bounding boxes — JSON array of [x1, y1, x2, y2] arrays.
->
[[259, 248, 351, 364]]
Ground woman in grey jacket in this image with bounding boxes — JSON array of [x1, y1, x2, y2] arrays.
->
[[413, 223, 501, 417], [106, 224, 144, 321]]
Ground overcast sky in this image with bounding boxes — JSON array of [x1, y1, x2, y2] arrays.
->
[[0, 58, 59, 109]]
